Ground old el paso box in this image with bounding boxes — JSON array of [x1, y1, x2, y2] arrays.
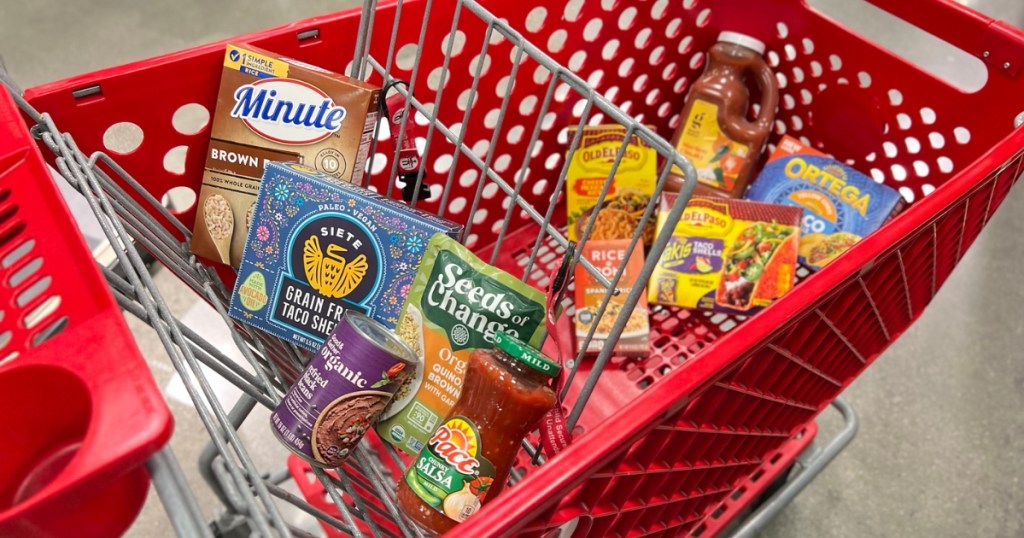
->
[[746, 136, 904, 270], [229, 162, 462, 350], [566, 125, 658, 244], [192, 44, 381, 267], [649, 194, 802, 314]]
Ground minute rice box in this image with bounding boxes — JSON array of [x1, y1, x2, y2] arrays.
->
[[192, 44, 381, 268], [229, 162, 462, 351]]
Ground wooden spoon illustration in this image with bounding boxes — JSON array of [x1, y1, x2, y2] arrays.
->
[[203, 194, 234, 264]]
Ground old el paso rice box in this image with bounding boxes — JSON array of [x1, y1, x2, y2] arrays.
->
[[229, 162, 462, 351], [746, 136, 904, 271], [192, 44, 381, 267]]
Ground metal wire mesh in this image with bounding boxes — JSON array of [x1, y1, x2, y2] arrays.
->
[[2, 0, 697, 535]]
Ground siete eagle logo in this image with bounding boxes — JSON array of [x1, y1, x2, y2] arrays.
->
[[303, 235, 369, 299]]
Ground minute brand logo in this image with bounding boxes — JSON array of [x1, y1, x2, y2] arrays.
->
[[230, 78, 347, 145]]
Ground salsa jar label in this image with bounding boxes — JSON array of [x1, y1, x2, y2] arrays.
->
[[406, 416, 496, 522]]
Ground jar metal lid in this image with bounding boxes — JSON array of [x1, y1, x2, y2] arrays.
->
[[494, 332, 561, 377]]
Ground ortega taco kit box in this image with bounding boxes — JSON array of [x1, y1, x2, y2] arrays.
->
[[192, 43, 381, 266], [229, 162, 462, 351], [745, 136, 904, 270], [649, 194, 802, 314]]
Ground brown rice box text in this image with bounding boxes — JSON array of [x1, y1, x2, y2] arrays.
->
[[191, 43, 381, 266]]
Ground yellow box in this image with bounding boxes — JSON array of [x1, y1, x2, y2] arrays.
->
[[649, 194, 802, 314], [565, 126, 657, 244]]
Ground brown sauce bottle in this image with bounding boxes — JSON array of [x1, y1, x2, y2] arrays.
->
[[666, 32, 778, 198]]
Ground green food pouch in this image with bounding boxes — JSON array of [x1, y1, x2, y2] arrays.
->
[[376, 234, 547, 456]]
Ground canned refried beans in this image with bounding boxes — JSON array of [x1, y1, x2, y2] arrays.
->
[[271, 311, 417, 467]]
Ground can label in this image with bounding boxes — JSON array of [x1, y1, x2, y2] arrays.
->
[[405, 416, 496, 522], [271, 315, 410, 467]]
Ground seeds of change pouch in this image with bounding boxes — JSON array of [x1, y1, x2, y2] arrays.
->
[[376, 234, 547, 456]]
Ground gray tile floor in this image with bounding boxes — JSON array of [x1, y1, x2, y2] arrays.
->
[[1, 1, 1022, 536]]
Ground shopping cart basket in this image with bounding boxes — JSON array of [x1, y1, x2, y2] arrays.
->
[[3, 0, 1024, 536], [0, 87, 173, 536]]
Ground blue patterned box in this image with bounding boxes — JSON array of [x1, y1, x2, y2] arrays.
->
[[745, 136, 904, 271], [230, 162, 462, 350]]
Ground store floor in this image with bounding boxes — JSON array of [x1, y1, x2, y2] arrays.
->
[[2, 1, 1022, 536]]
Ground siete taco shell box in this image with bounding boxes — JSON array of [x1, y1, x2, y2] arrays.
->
[[229, 162, 462, 351], [649, 194, 802, 314], [192, 43, 381, 267], [745, 135, 904, 271]]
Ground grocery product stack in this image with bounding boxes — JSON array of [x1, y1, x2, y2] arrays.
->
[[179, 29, 908, 535]]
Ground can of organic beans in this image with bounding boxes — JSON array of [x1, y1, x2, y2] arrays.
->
[[270, 311, 417, 467]]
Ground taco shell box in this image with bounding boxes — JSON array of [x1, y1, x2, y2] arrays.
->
[[229, 162, 462, 351], [566, 125, 658, 245], [745, 135, 904, 271], [574, 239, 650, 356], [192, 43, 381, 267], [649, 194, 802, 314]]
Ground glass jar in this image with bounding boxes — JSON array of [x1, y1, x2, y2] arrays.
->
[[396, 332, 559, 534]]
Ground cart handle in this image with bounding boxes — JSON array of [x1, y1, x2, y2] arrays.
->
[[857, 0, 1024, 76]]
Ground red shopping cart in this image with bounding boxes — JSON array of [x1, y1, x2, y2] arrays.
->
[[2, 0, 1023, 536], [0, 88, 173, 537]]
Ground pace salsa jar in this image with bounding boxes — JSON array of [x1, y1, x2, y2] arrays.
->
[[397, 332, 559, 534]]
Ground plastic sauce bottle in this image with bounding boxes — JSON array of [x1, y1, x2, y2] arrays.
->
[[666, 32, 778, 198], [396, 332, 559, 535]]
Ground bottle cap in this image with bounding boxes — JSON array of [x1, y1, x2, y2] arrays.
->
[[718, 31, 767, 55], [495, 332, 561, 377]]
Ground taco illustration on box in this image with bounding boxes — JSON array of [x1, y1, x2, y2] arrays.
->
[[717, 219, 799, 311]]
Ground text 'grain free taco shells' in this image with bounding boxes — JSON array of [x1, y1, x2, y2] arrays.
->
[[376, 234, 547, 456]]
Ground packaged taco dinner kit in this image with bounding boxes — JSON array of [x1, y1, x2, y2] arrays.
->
[[192, 43, 381, 267], [566, 125, 658, 245], [745, 136, 904, 270], [229, 162, 461, 351], [649, 194, 802, 315]]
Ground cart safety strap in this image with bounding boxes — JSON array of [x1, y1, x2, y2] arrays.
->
[[539, 243, 576, 458], [381, 81, 430, 203]]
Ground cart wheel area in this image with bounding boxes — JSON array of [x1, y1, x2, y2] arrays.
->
[[2, 0, 1024, 537]]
